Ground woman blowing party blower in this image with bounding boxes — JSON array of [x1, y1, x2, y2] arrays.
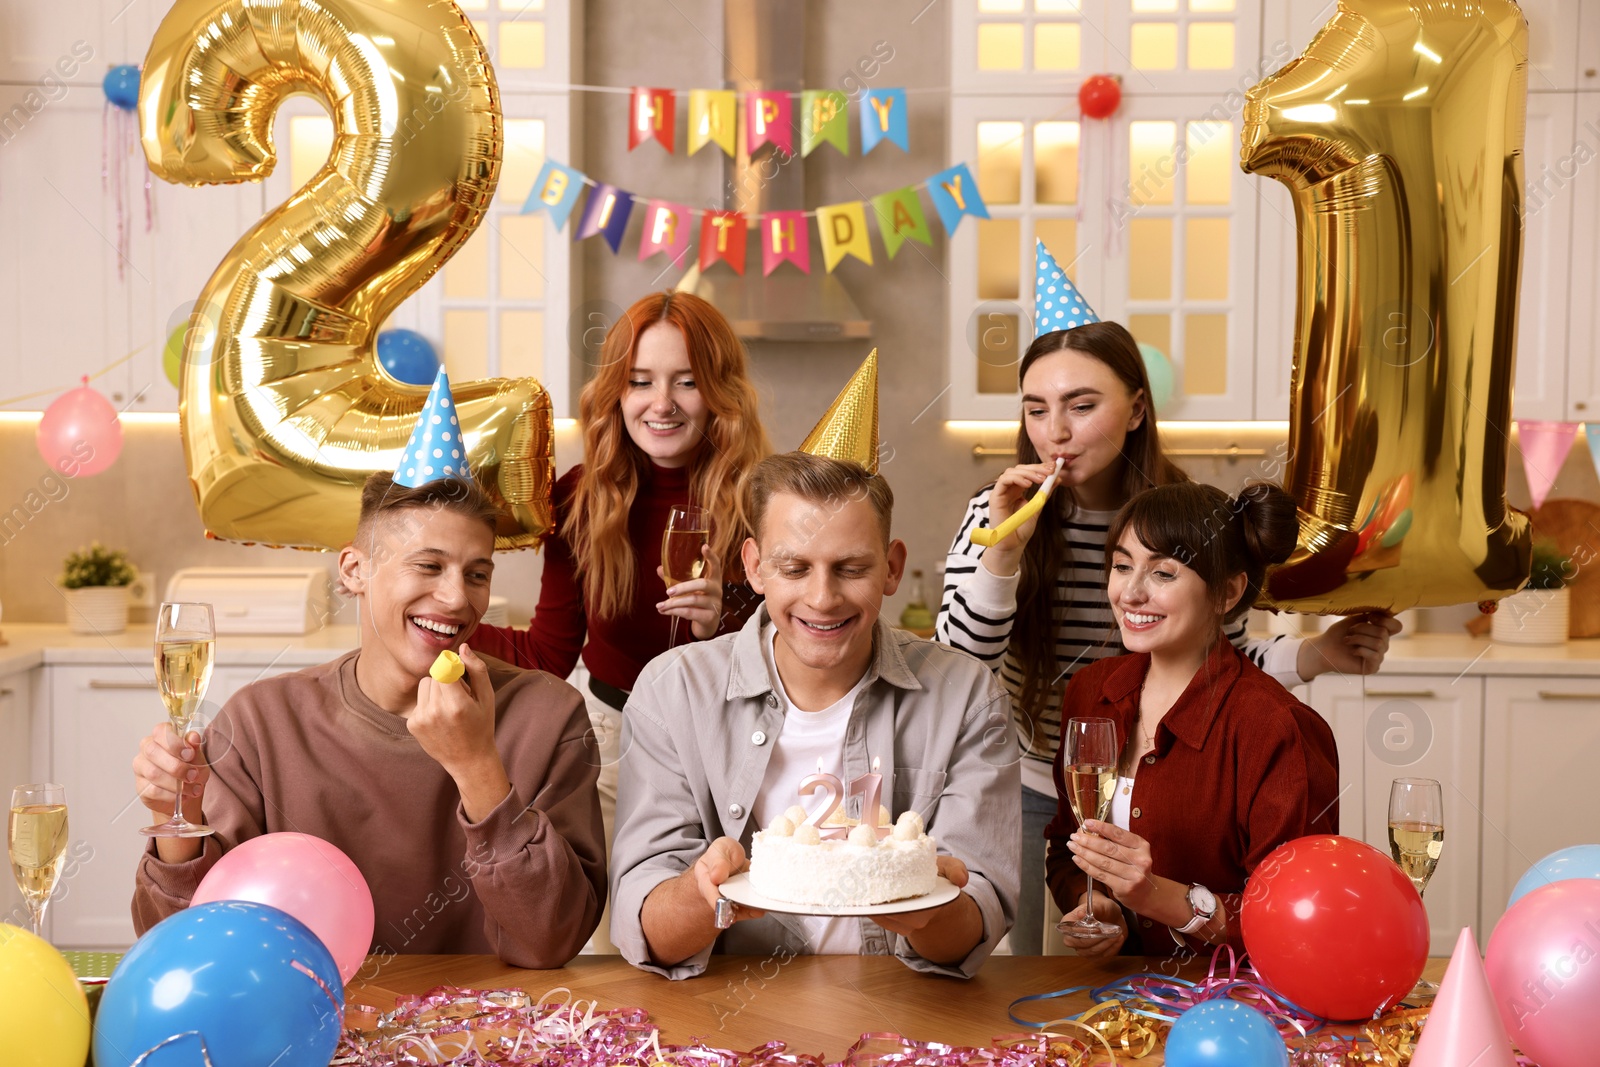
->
[[1046, 481, 1340, 957]]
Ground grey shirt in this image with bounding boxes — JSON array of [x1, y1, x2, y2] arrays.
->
[[610, 607, 1021, 979]]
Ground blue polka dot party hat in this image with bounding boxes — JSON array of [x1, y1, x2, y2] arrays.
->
[[394, 367, 471, 488], [1034, 238, 1099, 335]]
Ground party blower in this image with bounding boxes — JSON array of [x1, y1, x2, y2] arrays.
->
[[970, 458, 1064, 548]]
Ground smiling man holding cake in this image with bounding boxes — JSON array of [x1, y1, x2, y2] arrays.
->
[[610, 354, 1021, 978]]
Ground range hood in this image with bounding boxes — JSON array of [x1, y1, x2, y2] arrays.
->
[[678, 0, 872, 342]]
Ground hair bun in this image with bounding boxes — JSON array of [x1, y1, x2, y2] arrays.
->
[[1234, 482, 1299, 566]]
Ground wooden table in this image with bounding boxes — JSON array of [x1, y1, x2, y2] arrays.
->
[[344, 954, 1449, 1064]]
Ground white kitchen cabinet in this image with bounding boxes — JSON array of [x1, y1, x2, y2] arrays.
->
[[44, 661, 300, 948], [1563, 91, 1600, 419], [1513, 92, 1579, 420], [1480, 678, 1600, 936], [1309, 674, 1485, 955]]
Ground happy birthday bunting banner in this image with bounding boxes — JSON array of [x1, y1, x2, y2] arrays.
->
[[1518, 420, 1580, 509], [628, 87, 675, 152], [861, 88, 909, 153], [818, 201, 873, 271], [747, 91, 793, 154], [521, 160, 585, 230], [801, 90, 849, 156], [869, 187, 932, 259], [575, 183, 634, 253], [639, 200, 693, 265], [699, 210, 748, 274], [928, 162, 989, 235], [762, 211, 810, 275], [687, 89, 736, 156]]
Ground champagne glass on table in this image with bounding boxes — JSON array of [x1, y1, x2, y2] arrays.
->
[[661, 505, 710, 648], [9, 783, 67, 938], [1059, 716, 1120, 939], [1388, 776, 1444, 997], [143, 602, 216, 838]]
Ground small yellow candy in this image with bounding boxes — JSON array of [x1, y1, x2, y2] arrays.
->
[[430, 649, 465, 684]]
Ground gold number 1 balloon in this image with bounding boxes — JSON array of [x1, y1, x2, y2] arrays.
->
[[1242, 0, 1531, 613], [139, 0, 552, 551]]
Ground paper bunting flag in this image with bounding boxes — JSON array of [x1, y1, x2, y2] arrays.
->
[[575, 183, 634, 253], [818, 201, 873, 271], [687, 89, 736, 156], [1034, 239, 1100, 334], [520, 160, 585, 231], [861, 88, 908, 153], [801, 90, 849, 156], [928, 162, 989, 235], [1410, 929, 1518, 1067], [748, 91, 793, 154], [762, 211, 810, 275], [638, 200, 692, 265], [1518, 420, 1580, 509], [628, 87, 675, 152], [699, 210, 748, 274], [870, 187, 932, 259], [394, 368, 470, 488]]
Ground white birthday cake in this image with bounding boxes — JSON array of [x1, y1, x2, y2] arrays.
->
[[748, 807, 938, 907]]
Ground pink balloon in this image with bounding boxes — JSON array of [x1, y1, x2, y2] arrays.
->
[[37, 380, 123, 477], [193, 832, 374, 983], [1485, 878, 1600, 1067]]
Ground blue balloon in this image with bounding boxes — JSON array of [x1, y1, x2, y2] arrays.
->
[[1509, 844, 1600, 908], [377, 328, 441, 385], [1138, 342, 1175, 412], [102, 65, 140, 111], [1164, 1000, 1289, 1067], [94, 901, 343, 1067]]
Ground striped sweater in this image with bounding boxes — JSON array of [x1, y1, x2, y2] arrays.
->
[[935, 484, 1303, 795]]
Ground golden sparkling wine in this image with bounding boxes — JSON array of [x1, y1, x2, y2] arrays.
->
[[1388, 821, 1444, 893], [156, 638, 214, 729], [1066, 764, 1116, 827], [8, 803, 68, 907], [661, 529, 708, 587]]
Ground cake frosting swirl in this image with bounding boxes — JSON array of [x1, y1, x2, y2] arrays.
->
[[749, 810, 937, 907]]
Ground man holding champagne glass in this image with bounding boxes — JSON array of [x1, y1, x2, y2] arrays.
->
[[129, 377, 607, 967]]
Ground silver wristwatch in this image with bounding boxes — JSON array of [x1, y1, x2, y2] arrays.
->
[[1176, 883, 1218, 935]]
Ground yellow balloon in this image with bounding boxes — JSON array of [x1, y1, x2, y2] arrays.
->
[[0, 925, 90, 1067], [138, 0, 552, 551], [1242, 0, 1531, 613]]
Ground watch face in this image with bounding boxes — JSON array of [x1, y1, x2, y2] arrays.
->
[[1189, 885, 1218, 914]]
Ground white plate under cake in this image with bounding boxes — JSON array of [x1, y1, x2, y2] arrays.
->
[[746, 807, 940, 909]]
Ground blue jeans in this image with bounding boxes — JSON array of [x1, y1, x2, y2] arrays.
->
[[1014, 785, 1058, 956]]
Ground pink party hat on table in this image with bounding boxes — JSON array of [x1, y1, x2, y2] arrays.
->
[[394, 368, 471, 488], [1410, 927, 1518, 1067]]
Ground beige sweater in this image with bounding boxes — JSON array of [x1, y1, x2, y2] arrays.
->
[[132, 650, 605, 969]]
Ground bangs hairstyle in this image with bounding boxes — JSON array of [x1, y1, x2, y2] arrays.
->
[[1009, 320, 1188, 735], [742, 452, 894, 547], [570, 290, 772, 620], [1106, 481, 1299, 623], [355, 471, 503, 541]]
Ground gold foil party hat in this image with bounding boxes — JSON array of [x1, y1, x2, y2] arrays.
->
[[799, 349, 879, 474]]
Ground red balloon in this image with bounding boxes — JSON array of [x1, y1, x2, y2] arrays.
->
[[1078, 75, 1122, 120], [37, 378, 123, 477], [1240, 835, 1428, 1020]]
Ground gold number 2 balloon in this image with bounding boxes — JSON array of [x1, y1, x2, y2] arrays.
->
[[139, 0, 552, 551], [1242, 0, 1531, 613]]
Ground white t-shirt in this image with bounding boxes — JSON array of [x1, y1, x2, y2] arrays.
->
[[751, 627, 871, 954]]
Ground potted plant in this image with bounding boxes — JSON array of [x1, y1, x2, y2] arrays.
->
[[60, 542, 138, 635], [1492, 539, 1571, 646]]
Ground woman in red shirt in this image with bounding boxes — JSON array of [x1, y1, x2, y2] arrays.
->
[[1045, 481, 1340, 957], [472, 291, 772, 949]]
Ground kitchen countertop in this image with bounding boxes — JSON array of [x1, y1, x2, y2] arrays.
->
[[0, 623, 361, 675], [2, 624, 1599, 678]]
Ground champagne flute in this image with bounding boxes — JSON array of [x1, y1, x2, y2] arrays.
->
[[142, 602, 216, 838], [661, 505, 710, 648], [10, 783, 68, 938], [1059, 716, 1120, 939], [1389, 776, 1444, 997]]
